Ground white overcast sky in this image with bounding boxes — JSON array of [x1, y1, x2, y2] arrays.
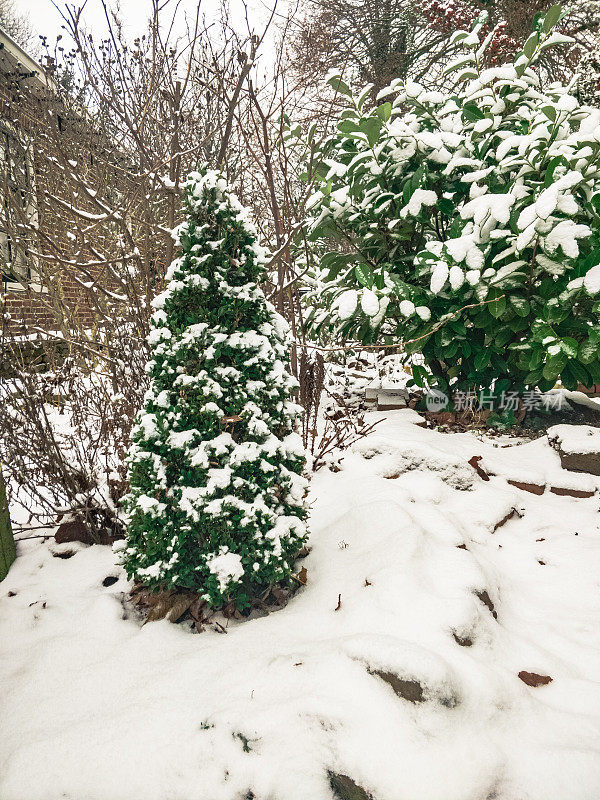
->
[[17, 0, 285, 50]]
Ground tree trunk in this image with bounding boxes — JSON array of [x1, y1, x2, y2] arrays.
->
[[0, 466, 15, 582]]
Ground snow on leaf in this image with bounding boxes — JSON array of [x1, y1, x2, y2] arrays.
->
[[449, 266, 465, 291], [206, 548, 244, 592], [399, 299, 416, 317], [430, 262, 449, 295], [401, 189, 437, 218], [337, 290, 359, 320], [361, 289, 380, 317], [535, 188, 557, 220], [583, 264, 600, 294], [545, 221, 591, 259], [516, 223, 537, 252]]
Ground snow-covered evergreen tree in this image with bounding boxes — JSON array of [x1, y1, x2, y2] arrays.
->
[[117, 169, 308, 609]]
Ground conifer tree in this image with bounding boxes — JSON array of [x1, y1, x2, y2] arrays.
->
[[116, 169, 308, 609]]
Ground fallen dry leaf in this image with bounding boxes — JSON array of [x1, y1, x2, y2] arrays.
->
[[518, 670, 553, 687], [550, 486, 595, 498], [475, 589, 498, 620], [369, 668, 425, 703], [508, 479, 545, 496], [468, 455, 490, 482], [220, 415, 242, 425], [144, 590, 196, 623], [493, 507, 522, 533], [271, 586, 290, 606]]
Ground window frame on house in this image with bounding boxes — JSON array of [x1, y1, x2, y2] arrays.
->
[[0, 119, 43, 294]]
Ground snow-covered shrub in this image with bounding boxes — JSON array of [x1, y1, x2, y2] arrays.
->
[[299, 6, 600, 396], [119, 169, 309, 610], [0, 331, 144, 543]]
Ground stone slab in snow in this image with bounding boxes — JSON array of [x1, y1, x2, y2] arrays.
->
[[366, 385, 409, 401], [376, 389, 409, 410], [547, 424, 600, 475]]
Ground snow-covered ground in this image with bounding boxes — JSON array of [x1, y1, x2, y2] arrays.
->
[[2, 409, 600, 800]]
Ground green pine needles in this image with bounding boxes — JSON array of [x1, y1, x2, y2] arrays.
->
[[117, 168, 308, 610]]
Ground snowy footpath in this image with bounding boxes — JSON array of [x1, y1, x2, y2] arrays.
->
[[1, 409, 600, 800]]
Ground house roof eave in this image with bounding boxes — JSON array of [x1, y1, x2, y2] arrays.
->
[[0, 26, 53, 91]]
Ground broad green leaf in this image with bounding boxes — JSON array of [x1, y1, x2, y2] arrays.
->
[[560, 364, 578, 391], [410, 164, 426, 191], [543, 3, 562, 32], [359, 116, 383, 147], [523, 32, 540, 60], [560, 337, 579, 358], [539, 32, 574, 51], [567, 359, 591, 386], [412, 364, 427, 388], [456, 68, 479, 82], [327, 74, 351, 96], [390, 274, 410, 297], [442, 55, 475, 76], [449, 30, 471, 45], [541, 105, 556, 122], [462, 103, 485, 122], [542, 351, 567, 381], [510, 297, 530, 317], [355, 263, 374, 288], [338, 119, 362, 135], [587, 360, 600, 382], [474, 350, 490, 371], [510, 316, 530, 332], [495, 328, 513, 347], [374, 102, 392, 123], [488, 295, 506, 318], [356, 84, 375, 110], [524, 369, 543, 386], [544, 155, 568, 187], [532, 11, 545, 31], [529, 349, 544, 369], [491, 353, 507, 373], [579, 338, 598, 364], [322, 251, 359, 279], [444, 341, 459, 359]]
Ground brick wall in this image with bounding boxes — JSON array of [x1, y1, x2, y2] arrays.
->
[[0, 57, 117, 337]]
